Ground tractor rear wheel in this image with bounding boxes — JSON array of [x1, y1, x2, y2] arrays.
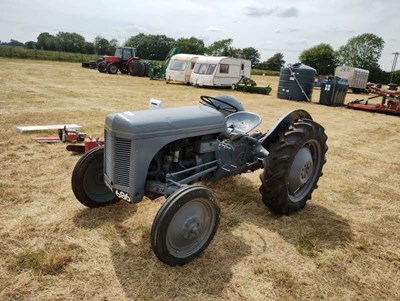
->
[[107, 63, 118, 74], [71, 146, 119, 208], [129, 60, 145, 76], [151, 185, 220, 266], [97, 62, 106, 73], [259, 119, 327, 215], [143, 61, 151, 77]]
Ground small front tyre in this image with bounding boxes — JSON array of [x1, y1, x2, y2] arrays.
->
[[151, 185, 220, 266], [71, 146, 119, 208], [260, 118, 328, 215], [107, 63, 118, 74]]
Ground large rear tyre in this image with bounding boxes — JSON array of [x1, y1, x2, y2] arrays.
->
[[71, 146, 119, 208], [97, 62, 106, 73], [151, 185, 220, 266], [143, 61, 151, 77], [259, 119, 327, 215], [129, 60, 144, 76]]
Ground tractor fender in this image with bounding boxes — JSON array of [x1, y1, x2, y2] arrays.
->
[[259, 109, 312, 151]]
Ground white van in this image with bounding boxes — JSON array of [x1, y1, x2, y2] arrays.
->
[[190, 56, 251, 87], [166, 54, 203, 84]]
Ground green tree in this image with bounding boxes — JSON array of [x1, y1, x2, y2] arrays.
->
[[56, 32, 86, 53], [336, 33, 384, 70], [176, 37, 205, 54], [392, 70, 400, 84], [37, 32, 59, 51], [257, 53, 285, 71], [240, 47, 260, 67], [94, 36, 111, 55], [7, 39, 24, 47], [125, 34, 175, 60], [206, 39, 236, 56], [83, 42, 95, 54], [299, 43, 336, 75], [24, 41, 37, 49]]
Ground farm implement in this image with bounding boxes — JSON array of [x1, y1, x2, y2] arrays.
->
[[234, 76, 272, 95], [347, 94, 400, 116], [71, 94, 328, 266]]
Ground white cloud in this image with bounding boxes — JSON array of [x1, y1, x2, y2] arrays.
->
[[206, 26, 224, 32], [273, 28, 281, 34]]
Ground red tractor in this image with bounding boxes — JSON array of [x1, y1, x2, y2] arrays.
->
[[97, 47, 148, 76]]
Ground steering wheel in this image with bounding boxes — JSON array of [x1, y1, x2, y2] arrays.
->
[[200, 95, 239, 114]]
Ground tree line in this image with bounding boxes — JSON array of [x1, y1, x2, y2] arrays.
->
[[0, 32, 283, 70], [1, 32, 397, 83]]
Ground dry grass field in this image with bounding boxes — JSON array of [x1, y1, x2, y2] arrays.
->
[[0, 58, 399, 301]]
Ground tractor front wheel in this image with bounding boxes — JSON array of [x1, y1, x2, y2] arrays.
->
[[151, 185, 220, 266], [259, 119, 327, 215], [71, 146, 119, 208], [107, 63, 118, 74]]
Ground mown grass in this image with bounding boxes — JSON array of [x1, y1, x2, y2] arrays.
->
[[0, 58, 399, 301]]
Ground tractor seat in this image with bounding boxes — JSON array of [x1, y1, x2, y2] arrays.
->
[[226, 111, 262, 135]]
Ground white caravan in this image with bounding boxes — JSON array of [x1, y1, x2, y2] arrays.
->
[[190, 56, 251, 87], [166, 54, 203, 84]]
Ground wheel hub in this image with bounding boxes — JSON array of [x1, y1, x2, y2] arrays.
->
[[288, 146, 313, 195], [182, 216, 201, 240]]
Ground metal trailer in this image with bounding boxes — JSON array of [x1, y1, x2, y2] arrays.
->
[[191, 57, 251, 88], [166, 54, 204, 84], [334, 66, 369, 93]]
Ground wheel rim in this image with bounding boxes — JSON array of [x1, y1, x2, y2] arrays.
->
[[83, 157, 115, 202], [110, 65, 117, 73], [166, 198, 217, 258], [288, 140, 322, 202]]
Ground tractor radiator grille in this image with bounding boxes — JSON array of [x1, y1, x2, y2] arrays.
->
[[104, 130, 112, 178], [114, 137, 131, 187]]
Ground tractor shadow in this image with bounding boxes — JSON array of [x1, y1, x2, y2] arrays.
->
[[208, 175, 353, 254], [73, 201, 137, 229], [73, 198, 251, 300]]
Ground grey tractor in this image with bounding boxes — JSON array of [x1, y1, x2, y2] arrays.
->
[[71, 95, 328, 266]]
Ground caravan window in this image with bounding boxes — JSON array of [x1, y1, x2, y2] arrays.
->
[[220, 64, 229, 73], [194, 64, 217, 74], [168, 60, 188, 71]]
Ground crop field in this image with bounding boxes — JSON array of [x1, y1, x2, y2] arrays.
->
[[0, 58, 399, 301]]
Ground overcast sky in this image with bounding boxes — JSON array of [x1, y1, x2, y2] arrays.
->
[[1, 0, 399, 70]]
